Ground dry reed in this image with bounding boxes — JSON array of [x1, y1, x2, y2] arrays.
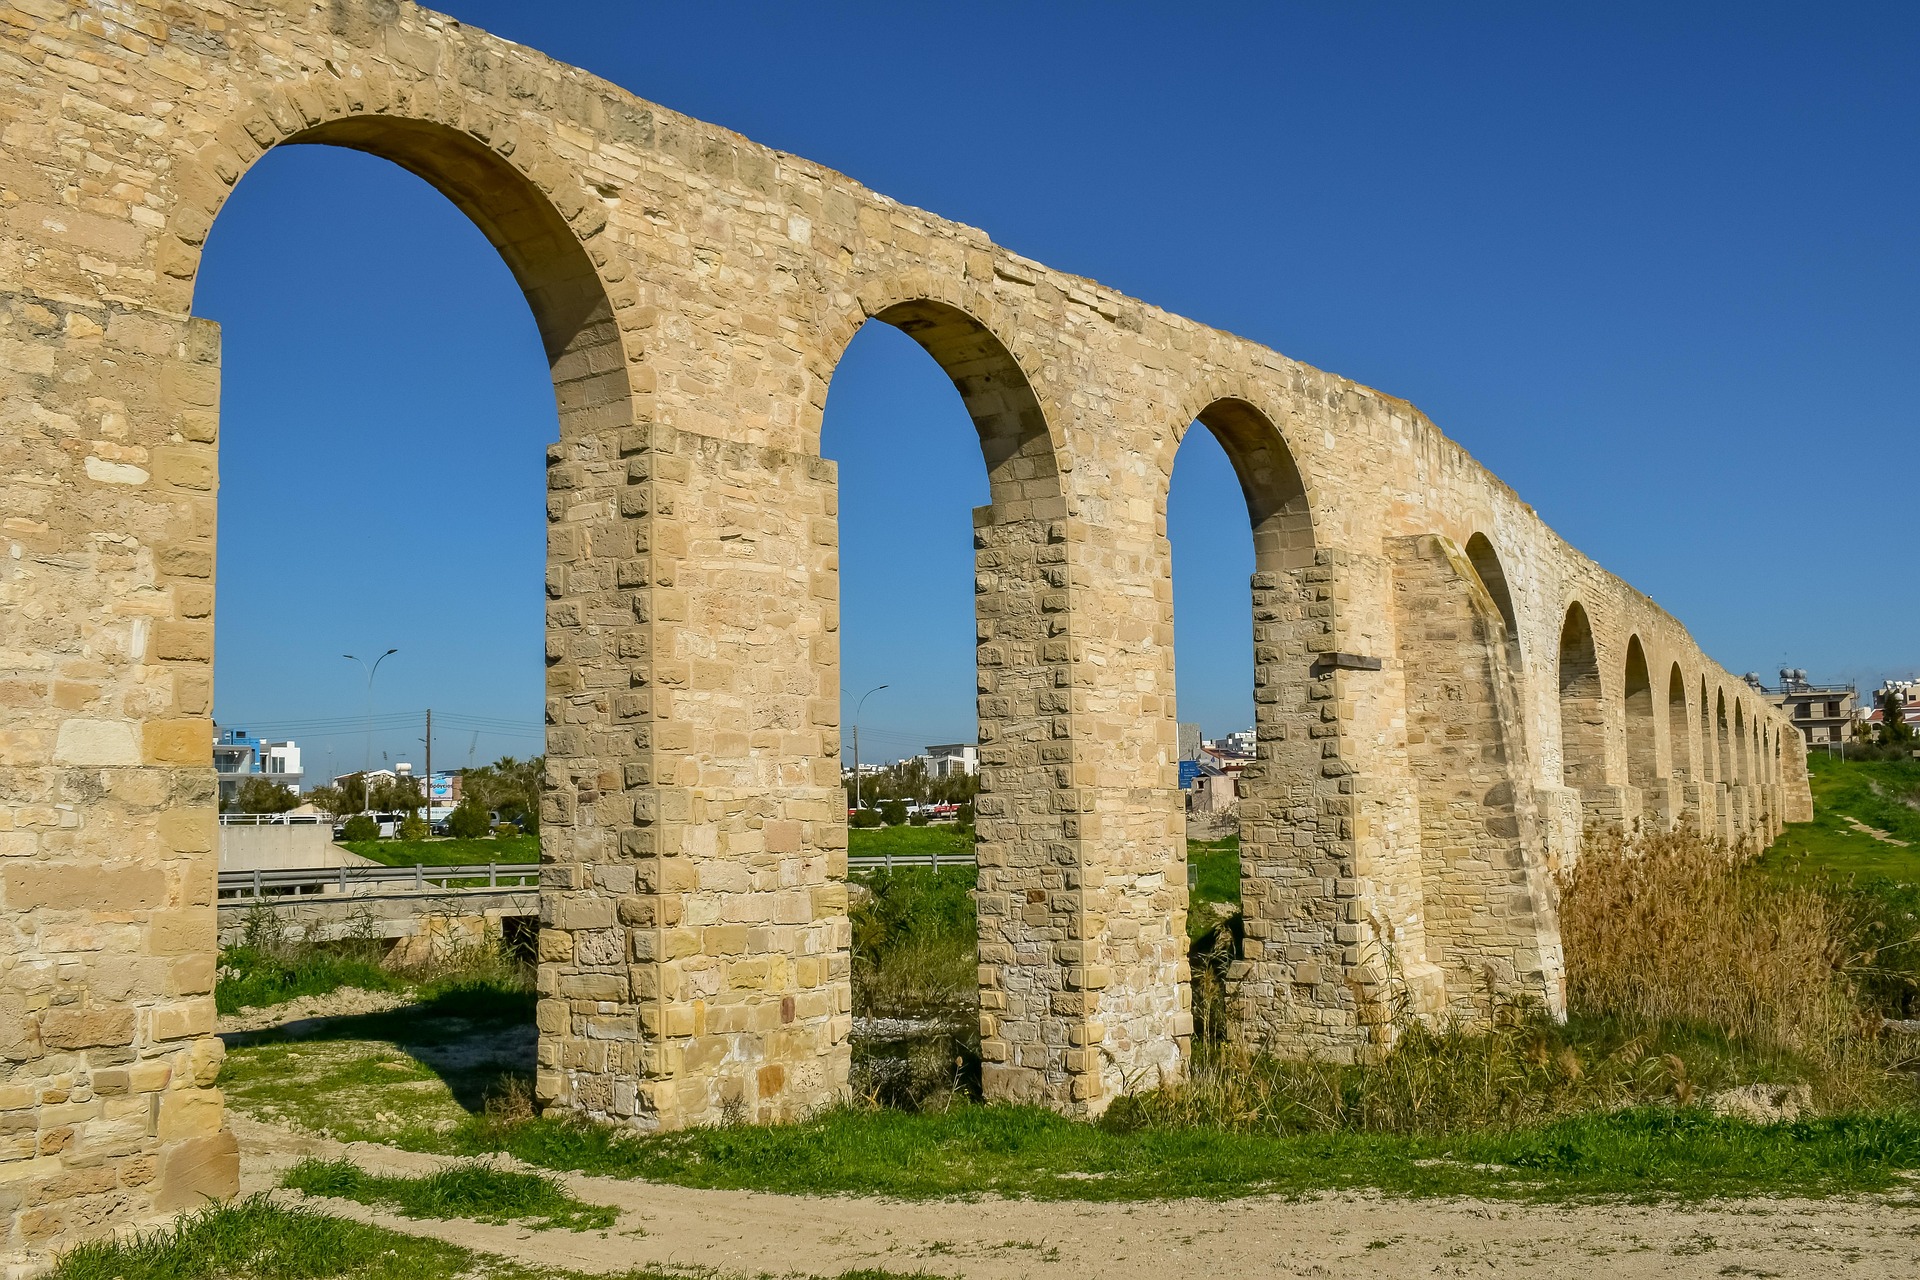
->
[[1558, 826, 1850, 1052]]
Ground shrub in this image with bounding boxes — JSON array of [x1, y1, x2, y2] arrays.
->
[[445, 800, 491, 840], [494, 822, 521, 838], [909, 810, 931, 826], [340, 814, 378, 842], [849, 808, 884, 828], [955, 802, 974, 827], [880, 799, 908, 827], [398, 814, 429, 841]]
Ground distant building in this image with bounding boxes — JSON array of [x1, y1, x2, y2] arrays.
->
[[1863, 679, 1920, 738], [213, 725, 302, 806], [1759, 669, 1857, 747], [924, 743, 978, 779]]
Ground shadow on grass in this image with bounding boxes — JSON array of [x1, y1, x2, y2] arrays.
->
[[223, 979, 536, 1119]]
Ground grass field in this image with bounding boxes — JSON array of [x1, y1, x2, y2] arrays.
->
[[1760, 752, 1920, 884], [847, 824, 972, 859], [343, 835, 540, 867]]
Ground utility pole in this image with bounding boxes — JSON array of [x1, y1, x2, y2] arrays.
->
[[424, 708, 432, 822], [852, 684, 888, 815]]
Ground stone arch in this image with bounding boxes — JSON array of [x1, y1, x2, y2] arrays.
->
[[161, 82, 641, 406], [1623, 636, 1657, 797], [817, 296, 1146, 1108], [173, 102, 643, 1125], [1160, 395, 1355, 1052], [1557, 602, 1606, 795], [1667, 663, 1694, 782], [1701, 677, 1718, 784], [809, 276, 1073, 487], [1728, 690, 1743, 840], [1734, 701, 1750, 786], [1390, 534, 1561, 1018], [1465, 532, 1523, 669]]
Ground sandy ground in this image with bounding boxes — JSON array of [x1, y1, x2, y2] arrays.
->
[[235, 1113, 1920, 1279]]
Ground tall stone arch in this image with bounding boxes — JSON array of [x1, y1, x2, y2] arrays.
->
[[1668, 663, 1702, 827], [1389, 534, 1564, 1018], [1152, 394, 1380, 1057], [1622, 636, 1658, 824], [1556, 602, 1613, 839], [815, 292, 1181, 1109]]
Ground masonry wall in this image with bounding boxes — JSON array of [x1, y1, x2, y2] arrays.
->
[[0, 0, 1809, 1261]]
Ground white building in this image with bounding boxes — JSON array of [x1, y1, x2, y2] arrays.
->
[[925, 743, 978, 778]]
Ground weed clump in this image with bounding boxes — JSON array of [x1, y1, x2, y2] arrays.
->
[[283, 1157, 616, 1231]]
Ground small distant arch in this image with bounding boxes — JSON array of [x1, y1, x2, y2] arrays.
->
[[1623, 636, 1657, 791], [1667, 663, 1693, 781], [1558, 602, 1605, 791], [1465, 533, 1522, 666], [1701, 677, 1717, 783], [1733, 701, 1750, 786], [1715, 690, 1733, 789]]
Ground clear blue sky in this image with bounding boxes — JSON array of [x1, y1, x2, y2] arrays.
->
[[198, 1, 1918, 776]]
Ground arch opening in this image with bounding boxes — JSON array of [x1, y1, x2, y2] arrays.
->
[[1167, 398, 1345, 1051], [1623, 636, 1657, 796], [1465, 532, 1523, 668], [1557, 603, 1606, 794], [193, 121, 634, 1123], [1667, 664, 1693, 782]]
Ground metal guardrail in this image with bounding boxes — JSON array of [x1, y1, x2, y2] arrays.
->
[[217, 862, 539, 900], [218, 812, 330, 826], [219, 851, 975, 900], [847, 852, 975, 872]]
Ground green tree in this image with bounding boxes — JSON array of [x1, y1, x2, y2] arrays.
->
[[1880, 690, 1914, 747], [446, 798, 492, 839], [461, 755, 544, 834], [304, 784, 347, 819], [341, 814, 379, 842], [231, 776, 298, 815], [370, 773, 424, 815], [329, 773, 369, 815]]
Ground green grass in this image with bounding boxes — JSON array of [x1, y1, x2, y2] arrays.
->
[[1186, 834, 1241, 945], [848, 824, 973, 859], [344, 835, 540, 866], [49, 1195, 560, 1280], [1759, 754, 1920, 1018], [217, 944, 400, 1015], [439, 1100, 1920, 1204], [1761, 753, 1920, 883], [284, 1157, 616, 1231], [48, 1195, 939, 1280]]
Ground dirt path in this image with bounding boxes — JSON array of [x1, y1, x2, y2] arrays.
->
[[235, 1115, 1920, 1279]]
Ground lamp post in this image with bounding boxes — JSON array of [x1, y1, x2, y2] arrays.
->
[[343, 648, 398, 813], [852, 684, 888, 816]]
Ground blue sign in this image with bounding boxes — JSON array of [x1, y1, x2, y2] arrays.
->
[[1178, 760, 1202, 789]]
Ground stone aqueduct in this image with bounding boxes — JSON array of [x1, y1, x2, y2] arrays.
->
[[0, 0, 1810, 1258]]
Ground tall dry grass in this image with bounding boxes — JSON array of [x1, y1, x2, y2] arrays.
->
[[1559, 826, 1851, 1052], [1109, 825, 1919, 1136]]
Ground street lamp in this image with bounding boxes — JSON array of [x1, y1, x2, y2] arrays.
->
[[343, 648, 398, 813], [852, 684, 889, 816]]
